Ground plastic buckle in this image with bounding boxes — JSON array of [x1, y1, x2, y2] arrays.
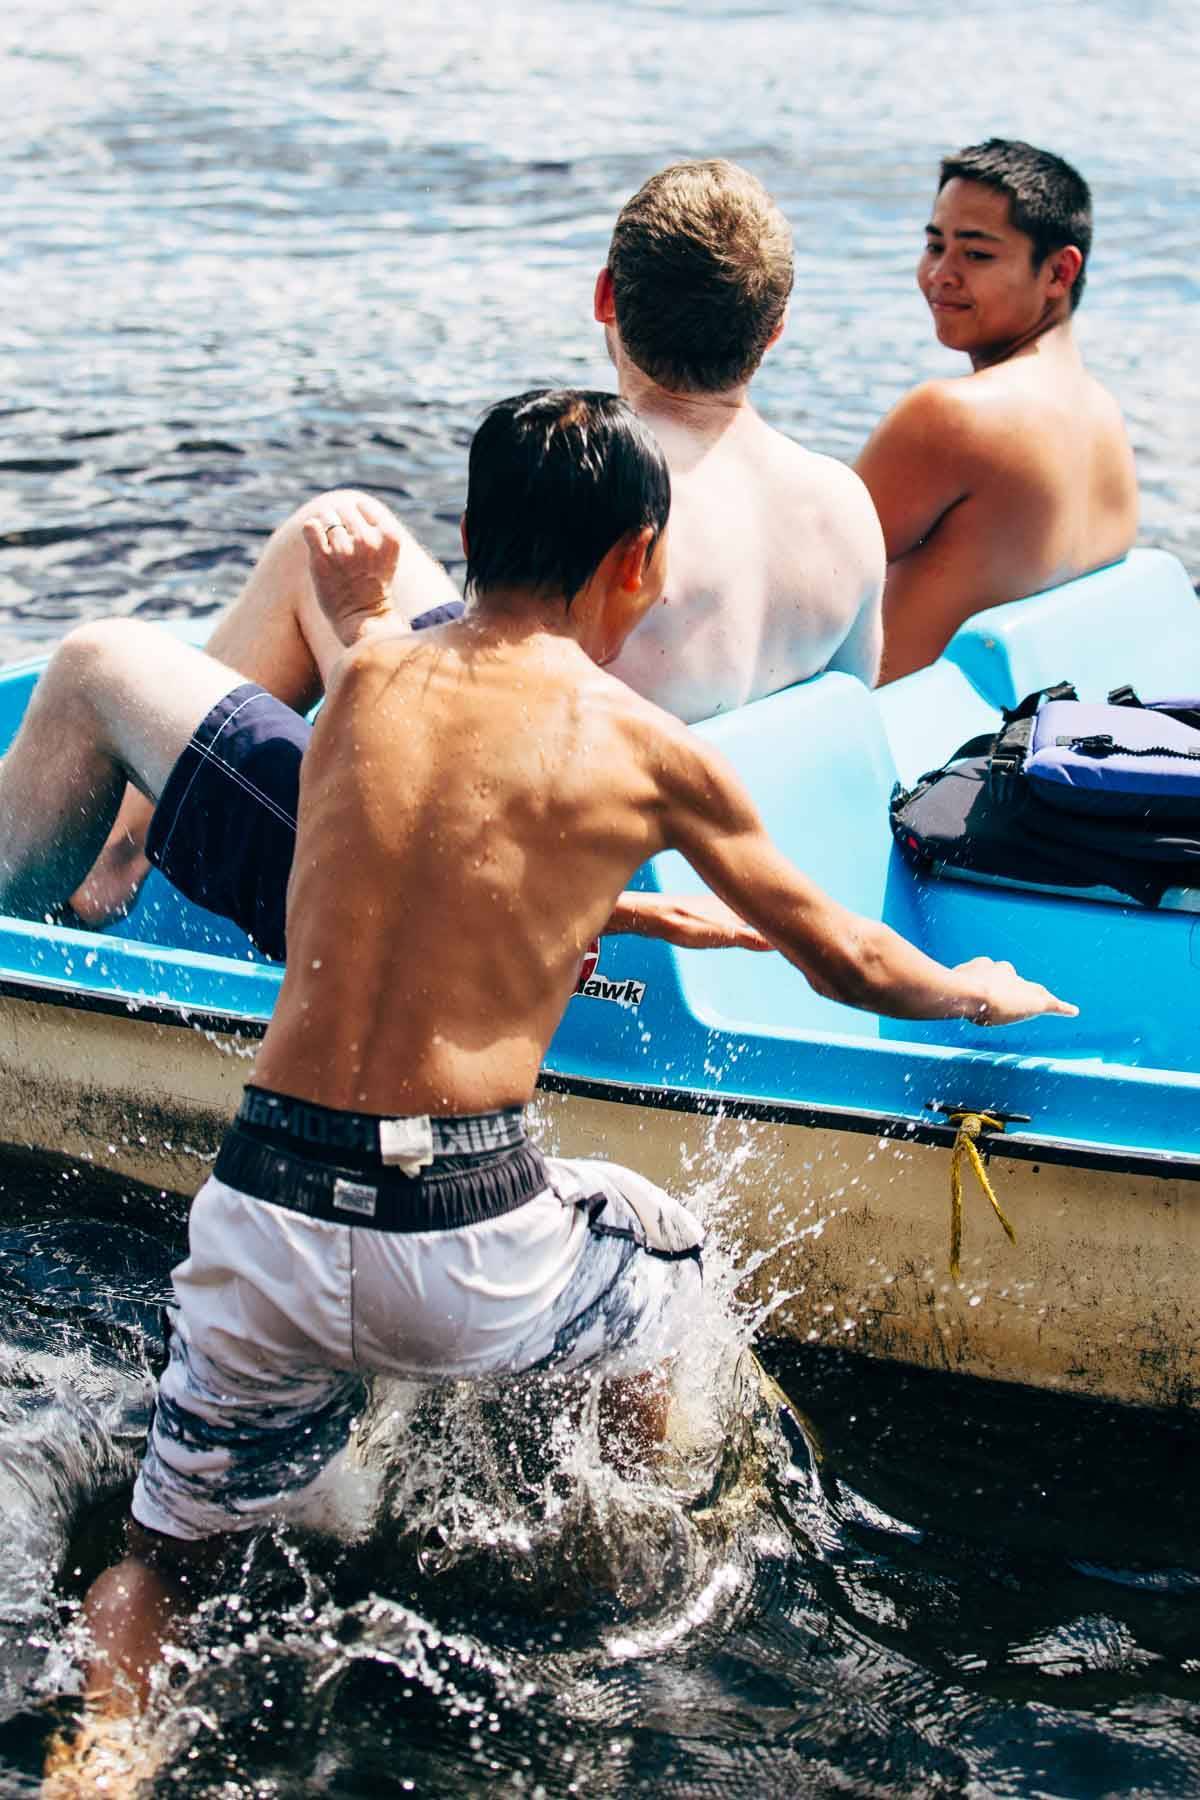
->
[[988, 743, 1023, 798]]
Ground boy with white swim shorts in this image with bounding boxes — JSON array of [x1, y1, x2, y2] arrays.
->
[[56, 389, 1073, 1744]]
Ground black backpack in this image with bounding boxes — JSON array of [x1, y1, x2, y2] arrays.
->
[[889, 684, 1200, 907]]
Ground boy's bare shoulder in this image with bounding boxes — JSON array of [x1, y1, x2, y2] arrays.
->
[[870, 376, 983, 447], [589, 662, 707, 768], [756, 419, 883, 545], [593, 665, 738, 804], [859, 375, 1041, 494], [590, 660, 688, 738]]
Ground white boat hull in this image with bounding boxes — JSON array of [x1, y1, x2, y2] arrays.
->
[[531, 1086, 1200, 1413], [1, 988, 1197, 1411]]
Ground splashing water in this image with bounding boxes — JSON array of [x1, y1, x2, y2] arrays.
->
[[0, 1139, 834, 1795]]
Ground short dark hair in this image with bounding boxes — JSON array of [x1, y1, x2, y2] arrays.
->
[[938, 138, 1092, 310], [606, 159, 794, 393], [464, 390, 671, 605]]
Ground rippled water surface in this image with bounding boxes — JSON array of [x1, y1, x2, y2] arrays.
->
[[1, 1, 1199, 1793], [1, 0, 1198, 659]]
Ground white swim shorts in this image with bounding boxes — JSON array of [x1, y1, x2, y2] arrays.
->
[[132, 1087, 703, 1541]]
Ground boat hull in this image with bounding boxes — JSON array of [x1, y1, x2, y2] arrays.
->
[[532, 1086, 1200, 1413], [0, 987, 245, 1195], [2, 980, 1193, 1414], [2, 550, 1199, 1413]]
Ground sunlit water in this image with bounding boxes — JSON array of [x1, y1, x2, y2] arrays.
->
[[1, 0, 1199, 1792]]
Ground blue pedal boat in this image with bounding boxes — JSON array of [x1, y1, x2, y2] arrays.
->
[[1, 549, 1197, 1410]]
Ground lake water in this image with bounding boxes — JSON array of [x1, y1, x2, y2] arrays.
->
[[1, 0, 1199, 1792]]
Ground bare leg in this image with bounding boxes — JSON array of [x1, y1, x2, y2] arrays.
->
[[70, 490, 459, 924], [598, 1365, 672, 1474], [0, 620, 241, 920], [43, 1524, 225, 1796], [78, 1549, 185, 1715]]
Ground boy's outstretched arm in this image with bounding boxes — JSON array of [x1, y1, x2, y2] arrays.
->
[[662, 737, 1078, 1027], [603, 890, 769, 951]]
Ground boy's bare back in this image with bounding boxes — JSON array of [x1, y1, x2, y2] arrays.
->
[[255, 391, 1076, 1120], [607, 405, 885, 721], [860, 336, 1136, 681], [255, 619, 694, 1116]]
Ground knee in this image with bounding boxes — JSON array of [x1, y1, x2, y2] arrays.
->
[[38, 619, 159, 715]]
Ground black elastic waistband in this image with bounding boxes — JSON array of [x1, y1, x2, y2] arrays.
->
[[214, 1122, 549, 1232], [236, 1085, 527, 1163]]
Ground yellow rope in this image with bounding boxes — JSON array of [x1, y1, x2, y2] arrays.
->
[[947, 1110, 1017, 1278]]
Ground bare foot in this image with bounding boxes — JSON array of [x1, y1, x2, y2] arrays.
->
[[42, 1714, 157, 1797], [68, 792, 154, 927]]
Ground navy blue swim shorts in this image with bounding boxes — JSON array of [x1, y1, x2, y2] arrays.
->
[[145, 601, 465, 961], [146, 683, 307, 962]]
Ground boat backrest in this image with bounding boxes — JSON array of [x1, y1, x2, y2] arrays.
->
[[653, 674, 900, 1037], [943, 549, 1200, 710]]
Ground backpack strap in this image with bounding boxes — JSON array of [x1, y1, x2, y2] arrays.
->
[[988, 715, 1033, 797], [1001, 680, 1077, 724], [1158, 703, 1200, 732], [988, 681, 1078, 800], [1105, 685, 1200, 732]]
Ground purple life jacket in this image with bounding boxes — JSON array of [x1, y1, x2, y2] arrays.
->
[[990, 684, 1200, 820], [889, 683, 1200, 907]]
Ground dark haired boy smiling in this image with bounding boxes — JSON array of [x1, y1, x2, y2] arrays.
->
[[857, 138, 1139, 682]]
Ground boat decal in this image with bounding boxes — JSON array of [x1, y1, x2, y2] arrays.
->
[[575, 973, 647, 1007], [573, 939, 646, 1007]]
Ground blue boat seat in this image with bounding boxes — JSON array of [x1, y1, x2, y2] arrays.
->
[[886, 865, 1195, 1070], [943, 549, 1200, 710], [106, 868, 268, 961], [657, 662, 1195, 1068], [875, 659, 1000, 789], [657, 674, 902, 1040]]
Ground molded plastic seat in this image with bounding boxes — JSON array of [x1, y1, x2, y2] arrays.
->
[[655, 674, 900, 1038], [943, 549, 1200, 710], [875, 659, 1000, 789]]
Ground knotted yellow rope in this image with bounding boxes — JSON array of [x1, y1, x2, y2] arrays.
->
[[947, 1110, 1016, 1278]]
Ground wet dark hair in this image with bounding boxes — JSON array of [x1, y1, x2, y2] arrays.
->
[[464, 389, 671, 604], [938, 138, 1092, 310]]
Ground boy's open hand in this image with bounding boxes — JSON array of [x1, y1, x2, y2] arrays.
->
[[302, 496, 405, 648], [605, 891, 770, 951], [955, 957, 1078, 1026]]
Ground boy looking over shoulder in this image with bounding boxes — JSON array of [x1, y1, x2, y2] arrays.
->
[[46, 390, 1072, 1774], [857, 138, 1138, 682]]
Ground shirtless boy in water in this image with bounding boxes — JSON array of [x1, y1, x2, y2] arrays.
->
[[28, 392, 1070, 1782], [856, 138, 1139, 682], [70, 158, 884, 925]]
